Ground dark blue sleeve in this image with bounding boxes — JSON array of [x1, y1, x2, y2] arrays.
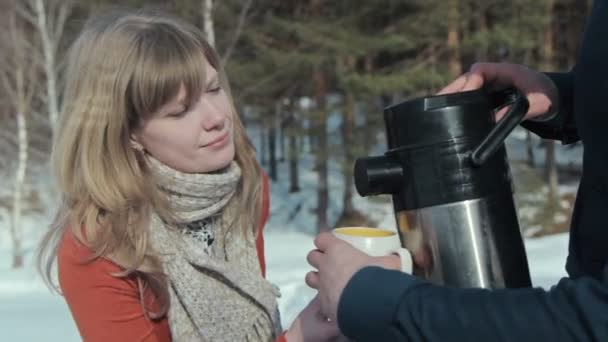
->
[[337, 266, 608, 342], [520, 72, 579, 144]]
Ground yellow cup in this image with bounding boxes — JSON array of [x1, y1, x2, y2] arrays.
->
[[333, 227, 412, 273]]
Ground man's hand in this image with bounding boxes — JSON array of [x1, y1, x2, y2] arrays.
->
[[438, 62, 559, 121], [305, 232, 401, 321]]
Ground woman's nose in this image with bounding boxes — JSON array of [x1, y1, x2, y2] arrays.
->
[[200, 99, 226, 131]]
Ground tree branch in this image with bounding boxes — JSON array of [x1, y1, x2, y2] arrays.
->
[[53, 1, 73, 56], [28, 144, 51, 161], [0, 128, 18, 147], [0, 69, 17, 100], [15, 1, 36, 26], [220, 0, 253, 67]]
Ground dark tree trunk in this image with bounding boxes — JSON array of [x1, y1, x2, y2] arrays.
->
[[313, 67, 330, 233]]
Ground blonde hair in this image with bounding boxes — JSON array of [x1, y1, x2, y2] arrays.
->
[[37, 9, 262, 319]]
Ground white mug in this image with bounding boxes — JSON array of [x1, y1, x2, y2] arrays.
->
[[333, 227, 413, 273]]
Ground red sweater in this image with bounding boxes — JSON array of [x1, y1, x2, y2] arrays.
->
[[58, 175, 287, 342]]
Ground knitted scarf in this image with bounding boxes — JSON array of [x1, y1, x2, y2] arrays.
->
[[145, 156, 282, 341]]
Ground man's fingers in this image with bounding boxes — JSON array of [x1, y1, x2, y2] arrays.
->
[[314, 232, 341, 251], [469, 62, 523, 92], [439, 63, 523, 97], [495, 106, 510, 121], [437, 73, 468, 94], [460, 69, 485, 92], [305, 271, 320, 289], [307, 249, 323, 269], [438, 63, 491, 95]]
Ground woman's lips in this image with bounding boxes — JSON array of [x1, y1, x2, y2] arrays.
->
[[202, 131, 229, 148]]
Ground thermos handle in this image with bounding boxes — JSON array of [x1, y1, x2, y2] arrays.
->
[[470, 88, 530, 166]]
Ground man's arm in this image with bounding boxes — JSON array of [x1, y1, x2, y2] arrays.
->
[[520, 72, 579, 144], [338, 266, 608, 342]]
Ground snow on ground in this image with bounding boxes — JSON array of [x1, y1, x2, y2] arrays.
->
[[0, 229, 570, 341]]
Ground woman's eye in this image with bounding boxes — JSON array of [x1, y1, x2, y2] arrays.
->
[[208, 86, 221, 94], [168, 108, 188, 118]]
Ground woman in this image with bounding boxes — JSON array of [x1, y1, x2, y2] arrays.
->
[[37, 9, 338, 342]]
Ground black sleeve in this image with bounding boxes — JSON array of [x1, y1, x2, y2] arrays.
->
[[338, 266, 608, 342], [520, 72, 579, 144]]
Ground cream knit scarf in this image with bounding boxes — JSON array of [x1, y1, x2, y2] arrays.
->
[[145, 156, 282, 341]]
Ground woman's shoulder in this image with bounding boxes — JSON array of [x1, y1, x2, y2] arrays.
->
[[57, 229, 169, 341], [58, 229, 107, 268], [57, 229, 137, 292], [58, 229, 92, 262]]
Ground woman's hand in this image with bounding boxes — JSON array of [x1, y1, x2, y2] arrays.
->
[[284, 294, 343, 342]]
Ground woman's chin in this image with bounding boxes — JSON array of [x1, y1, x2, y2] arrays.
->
[[199, 150, 235, 173]]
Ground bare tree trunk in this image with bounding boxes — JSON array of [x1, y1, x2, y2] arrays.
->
[[279, 110, 286, 163], [526, 131, 535, 167], [305, 111, 316, 154], [1, 3, 37, 270], [362, 55, 375, 153], [28, 0, 71, 135], [428, 47, 438, 93], [285, 101, 301, 193], [447, 0, 462, 78], [11, 110, 27, 269], [313, 67, 330, 233], [260, 117, 267, 166], [268, 103, 279, 181], [542, 0, 559, 205], [546, 140, 559, 200], [521, 24, 536, 167], [474, 0, 488, 61], [35, 0, 58, 133], [340, 56, 357, 217], [202, 0, 215, 47], [342, 92, 356, 216], [565, 0, 588, 68]]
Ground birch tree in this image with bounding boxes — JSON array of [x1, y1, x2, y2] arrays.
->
[[19, 0, 73, 135], [0, 2, 39, 268], [202, 0, 215, 47]]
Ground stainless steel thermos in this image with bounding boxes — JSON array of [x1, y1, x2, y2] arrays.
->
[[354, 89, 532, 289]]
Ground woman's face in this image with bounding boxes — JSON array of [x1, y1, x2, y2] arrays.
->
[[133, 58, 235, 173]]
